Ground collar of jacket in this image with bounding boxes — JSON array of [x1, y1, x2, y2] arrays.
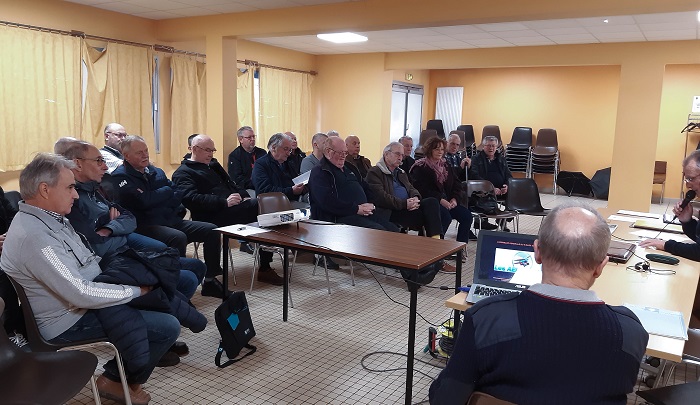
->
[[123, 161, 154, 178], [375, 158, 404, 176], [18, 201, 67, 233], [75, 180, 100, 194]]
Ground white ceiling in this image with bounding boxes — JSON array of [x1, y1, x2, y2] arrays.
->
[[64, 0, 700, 54]]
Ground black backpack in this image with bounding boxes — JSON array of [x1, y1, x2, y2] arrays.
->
[[214, 291, 257, 368]]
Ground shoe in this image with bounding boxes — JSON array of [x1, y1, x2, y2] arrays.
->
[[239, 242, 255, 255], [480, 221, 498, 230], [468, 231, 478, 241], [503, 227, 511, 232], [96, 375, 151, 405], [169, 341, 189, 356], [257, 268, 284, 286], [9, 332, 28, 349], [129, 385, 151, 405], [156, 350, 180, 367], [315, 256, 340, 270], [201, 278, 231, 299], [440, 262, 457, 273]]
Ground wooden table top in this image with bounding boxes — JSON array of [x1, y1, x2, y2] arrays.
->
[[219, 221, 466, 270]]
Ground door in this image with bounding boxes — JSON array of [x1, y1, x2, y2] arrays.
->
[[390, 81, 423, 156]]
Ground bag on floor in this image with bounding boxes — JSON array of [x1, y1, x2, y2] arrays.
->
[[214, 291, 256, 368]]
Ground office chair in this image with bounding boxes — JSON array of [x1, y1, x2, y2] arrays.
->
[[505, 178, 551, 231], [8, 277, 133, 405]]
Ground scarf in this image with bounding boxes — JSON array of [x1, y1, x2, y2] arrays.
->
[[414, 157, 448, 185]]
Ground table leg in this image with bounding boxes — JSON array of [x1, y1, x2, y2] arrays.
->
[[222, 235, 230, 303], [283, 247, 289, 322], [453, 252, 463, 340], [405, 283, 418, 405]]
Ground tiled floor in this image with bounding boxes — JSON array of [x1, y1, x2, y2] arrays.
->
[[63, 191, 696, 405]]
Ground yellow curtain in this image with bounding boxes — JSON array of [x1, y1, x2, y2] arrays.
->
[[0, 26, 80, 171], [258, 67, 313, 152], [81, 42, 154, 149], [170, 55, 206, 164], [237, 67, 254, 131]]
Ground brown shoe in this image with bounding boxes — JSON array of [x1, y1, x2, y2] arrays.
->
[[97, 375, 151, 405], [129, 384, 152, 404], [440, 262, 457, 273], [257, 268, 284, 286]]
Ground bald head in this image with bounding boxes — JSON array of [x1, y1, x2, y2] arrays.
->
[[345, 135, 360, 158], [104, 123, 127, 150], [54, 137, 79, 155], [190, 135, 217, 164], [324, 136, 347, 169]]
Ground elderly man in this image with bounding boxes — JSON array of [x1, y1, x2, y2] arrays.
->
[[1, 153, 180, 405], [252, 133, 306, 201], [398, 136, 415, 174], [444, 132, 471, 181], [110, 136, 226, 298], [173, 135, 283, 286], [429, 203, 648, 405], [101, 123, 127, 173], [345, 135, 372, 178], [227, 126, 266, 191], [284, 131, 306, 175], [469, 135, 511, 230], [309, 137, 399, 232], [327, 129, 340, 137], [301, 133, 328, 174]]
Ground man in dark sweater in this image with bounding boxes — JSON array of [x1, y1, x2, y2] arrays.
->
[[430, 203, 648, 405], [398, 136, 416, 174], [344, 135, 372, 179], [251, 133, 306, 201], [227, 126, 266, 191]]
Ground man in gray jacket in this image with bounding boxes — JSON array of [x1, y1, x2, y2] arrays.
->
[[1, 153, 179, 405]]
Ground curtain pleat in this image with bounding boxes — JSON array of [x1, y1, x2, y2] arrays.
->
[[170, 55, 206, 164]]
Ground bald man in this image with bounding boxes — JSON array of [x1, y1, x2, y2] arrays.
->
[[344, 135, 372, 178], [429, 203, 648, 405], [101, 123, 127, 174]]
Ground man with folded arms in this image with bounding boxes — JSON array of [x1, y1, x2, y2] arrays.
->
[[430, 203, 648, 405], [1, 153, 179, 405]]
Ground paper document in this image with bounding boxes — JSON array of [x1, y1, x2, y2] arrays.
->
[[608, 215, 637, 223], [632, 219, 684, 234], [293, 171, 310, 185], [215, 225, 268, 236], [617, 210, 661, 219], [624, 304, 688, 340]]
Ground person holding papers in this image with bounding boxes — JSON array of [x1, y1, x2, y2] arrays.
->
[[252, 133, 306, 201], [430, 203, 648, 405]]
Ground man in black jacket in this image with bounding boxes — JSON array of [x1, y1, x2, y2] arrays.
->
[[252, 133, 306, 201], [227, 126, 266, 191], [173, 135, 283, 286], [111, 136, 227, 298]]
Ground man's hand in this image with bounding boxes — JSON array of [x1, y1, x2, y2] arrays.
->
[[139, 285, 153, 296], [108, 207, 120, 220], [96, 228, 112, 237], [0, 233, 6, 254], [501, 185, 508, 195], [406, 197, 420, 211], [672, 199, 693, 223], [440, 199, 451, 210], [357, 203, 375, 216], [460, 157, 471, 169], [226, 193, 243, 207], [449, 198, 458, 209], [292, 183, 305, 195], [639, 239, 666, 250]]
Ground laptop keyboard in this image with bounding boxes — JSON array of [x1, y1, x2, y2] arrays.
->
[[470, 285, 519, 302]]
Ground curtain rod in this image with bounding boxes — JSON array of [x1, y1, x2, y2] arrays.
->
[[0, 20, 204, 58], [237, 59, 317, 76]]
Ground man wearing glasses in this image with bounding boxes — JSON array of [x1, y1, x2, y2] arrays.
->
[[101, 123, 128, 174], [252, 133, 306, 201], [227, 126, 266, 192], [174, 135, 283, 286]]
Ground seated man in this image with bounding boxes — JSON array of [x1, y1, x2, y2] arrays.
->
[[101, 123, 127, 173], [284, 131, 306, 176], [429, 203, 648, 405], [1, 153, 180, 405], [444, 132, 470, 181], [227, 126, 266, 191], [300, 132, 328, 174], [398, 136, 415, 174], [173, 135, 283, 286], [344, 135, 372, 178], [110, 136, 226, 298], [251, 133, 306, 201], [366, 142, 455, 272], [309, 136, 399, 232], [469, 135, 512, 230]]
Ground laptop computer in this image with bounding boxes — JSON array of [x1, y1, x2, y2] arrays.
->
[[466, 230, 542, 304]]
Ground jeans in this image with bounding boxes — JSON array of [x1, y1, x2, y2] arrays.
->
[[439, 204, 473, 243], [51, 310, 180, 384]]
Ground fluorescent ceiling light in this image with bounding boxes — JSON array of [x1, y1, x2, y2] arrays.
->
[[317, 32, 368, 44]]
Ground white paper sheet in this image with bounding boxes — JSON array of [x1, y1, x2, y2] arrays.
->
[[215, 225, 269, 236], [617, 210, 661, 219], [608, 215, 637, 223]]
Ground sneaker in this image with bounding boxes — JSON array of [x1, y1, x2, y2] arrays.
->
[[9, 332, 29, 349], [315, 255, 340, 270], [239, 242, 255, 255], [257, 268, 284, 286], [169, 341, 189, 356], [468, 231, 478, 241], [440, 262, 457, 273], [156, 350, 180, 367], [201, 278, 231, 299]]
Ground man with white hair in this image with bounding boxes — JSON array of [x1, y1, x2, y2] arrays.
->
[[252, 133, 306, 200], [429, 203, 648, 405], [101, 123, 127, 173]]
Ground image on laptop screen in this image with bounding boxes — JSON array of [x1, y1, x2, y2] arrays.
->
[[474, 230, 543, 289]]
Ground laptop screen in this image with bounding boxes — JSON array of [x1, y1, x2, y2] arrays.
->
[[473, 230, 542, 289]]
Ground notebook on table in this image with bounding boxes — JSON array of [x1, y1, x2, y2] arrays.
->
[[607, 240, 636, 263], [466, 230, 542, 304], [631, 219, 684, 234]]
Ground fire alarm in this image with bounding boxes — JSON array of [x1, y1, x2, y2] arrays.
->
[[405, 73, 413, 81]]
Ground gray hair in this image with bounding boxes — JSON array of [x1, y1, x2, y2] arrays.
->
[[538, 202, 611, 274], [482, 136, 499, 146], [398, 136, 413, 145], [267, 133, 291, 151], [448, 133, 461, 143], [237, 126, 253, 138], [60, 140, 93, 161], [311, 132, 328, 146], [383, 142, 403, 154], [683, 150, 700, 169], [120, 135, 146, 154], [326, 130, 339, 137], [20, 153, 76, 200], [104, 123, 124, 135], [53, 137, 78, 155]]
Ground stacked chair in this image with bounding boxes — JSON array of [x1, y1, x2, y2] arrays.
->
[[529, 128, 560, 195], [456, 124, 477, 157], [426, 119, 446, 138], [504, 126, 532, 175], [482, 125, 504, 154]]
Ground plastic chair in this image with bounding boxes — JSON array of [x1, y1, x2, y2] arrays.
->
[[456, 125, 477, 157], [530, 128, 560, 194], [426, 119, 446, 138], [481, 125, 504, 154], [505, 178, 551, 231], [4, 190, 20, 211], [8, 277, 132, 405], [505, 127, 532, 174], [414, 129, 438, 158], [0, 297, 100, 405], [653, 161, 667, 203], [467, 391, 516, 405], [465, 180, 518, 232]]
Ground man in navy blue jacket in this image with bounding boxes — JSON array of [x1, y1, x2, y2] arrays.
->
[[429, 203, 648, 405], [252, 133, 306, 201]]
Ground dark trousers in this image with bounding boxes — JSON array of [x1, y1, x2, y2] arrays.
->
[[389, 197, 442, 237], [137, 219, 222, 278], [337, 213, 400, 232], [0, 271, 23, 334], [439, 204, 473, 243]]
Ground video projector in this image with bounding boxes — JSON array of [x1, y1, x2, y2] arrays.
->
[[257, 209, 310, 227]]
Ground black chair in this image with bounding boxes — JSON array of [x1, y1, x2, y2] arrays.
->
[[0, 297, 99, 405], [8, 277, 133, 405], [4, 190, 20, 211], [637, 381, 700, 405], [426, 119, 446, 138], [530, 128, 560, 194], [505, 127, 532, 175], [505, 178, 551, 231], [414, 129, 438, 158], [456, 125, 477, 157]]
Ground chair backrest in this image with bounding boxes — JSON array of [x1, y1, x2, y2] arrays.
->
[[419, 129, 438, 146], [654, 161, 667, 175], [449, 130, 466, 150], [457, 125, 476, 144], [509, 127, 533, 147], [467, 391, 516, 405], [535, 128, 558, 148], [482, 125, 502, 144], [505, 178, 546, 213], [4, 191, 21, 212], [466, 180, 495, 196], [426, 119, 446, 138], [257, 192, 293, 215]]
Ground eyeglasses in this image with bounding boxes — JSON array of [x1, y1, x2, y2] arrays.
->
[[79, 157, 106, 164], [194, 145, 217, 154], [108, 132, 127, 138], [390, 151, 404, 159], [241, 135, 256, 140], [684, 173, 700, 183], [329, 148, 348, 157]]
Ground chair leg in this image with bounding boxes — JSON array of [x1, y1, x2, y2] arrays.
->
[[322, 257, 331, 294], [193, 242, 200, 260], [60, 342, 131, 405], [661, 182, 665, 204], [89, 375, 102, 405], [226, 246, 237, 286], [349, 260, 355, 286], [250, 244, 261, 293]]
